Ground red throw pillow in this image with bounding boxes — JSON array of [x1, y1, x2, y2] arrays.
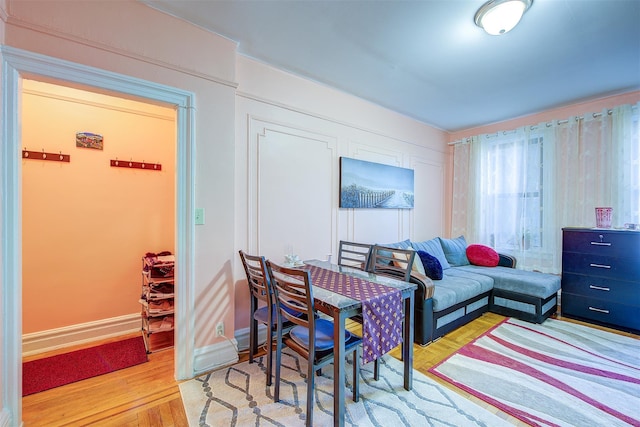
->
[[466, 244, 499, 267]]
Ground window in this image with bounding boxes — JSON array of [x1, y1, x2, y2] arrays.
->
[[454, 102, 639, 273], [479, 131, 544, 253]]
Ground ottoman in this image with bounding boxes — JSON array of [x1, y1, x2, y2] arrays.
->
[[456, 265, 561, 323]]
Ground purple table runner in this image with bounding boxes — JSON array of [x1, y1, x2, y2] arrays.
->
[[305, 264, 403, 364]]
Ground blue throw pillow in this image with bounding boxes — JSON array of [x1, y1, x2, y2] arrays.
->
[[411, 238, 451, 270], [438, 235, 470, 266], [417, 251, 443, 280]]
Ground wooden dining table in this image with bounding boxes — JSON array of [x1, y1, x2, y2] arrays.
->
[[303, 259, 417, 427]]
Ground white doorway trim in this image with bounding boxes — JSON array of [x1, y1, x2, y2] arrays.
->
[[0, 45, 195, 425]]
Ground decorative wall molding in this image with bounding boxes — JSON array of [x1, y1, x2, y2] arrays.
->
[[237, 90, 448, 155], [4, 13, 238, 89], [247, 115, 339, 258], [23, 87, 176, 121], [22, 314, 140, 356]]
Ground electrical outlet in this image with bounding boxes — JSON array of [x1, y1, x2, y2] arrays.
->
[[216, 322, 224, 337]]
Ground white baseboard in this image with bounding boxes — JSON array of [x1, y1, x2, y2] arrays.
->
[[0, 409, 10, 427], [233, 324, 267, 352], [193, 338, 240, 377], [22, 313, 141, 356]]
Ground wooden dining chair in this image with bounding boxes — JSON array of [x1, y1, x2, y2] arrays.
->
[[266, 260, 362, 427], [368, 244, 416, 282], [238, 250, 299, 386], [337, 240, 372, 270], [337, 240, 383, 378], [367, 244, 415, 369]]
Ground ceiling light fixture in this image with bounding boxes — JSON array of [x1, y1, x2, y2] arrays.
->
[[475, 0, 532, 36]]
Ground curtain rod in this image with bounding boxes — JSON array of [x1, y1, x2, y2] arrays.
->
[[449, 105, 637, 146]]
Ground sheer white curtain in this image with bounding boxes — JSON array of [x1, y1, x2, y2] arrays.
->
[[452, 102, 639, 273], [611, 104, 640, 226]]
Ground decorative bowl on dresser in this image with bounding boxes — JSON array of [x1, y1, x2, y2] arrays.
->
[[561, 227, 640, 332]]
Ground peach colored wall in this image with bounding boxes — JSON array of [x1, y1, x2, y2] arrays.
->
[[21, 79, 175, 333]]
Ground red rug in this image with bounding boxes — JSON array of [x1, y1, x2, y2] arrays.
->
[[22, 336, 148, 396]]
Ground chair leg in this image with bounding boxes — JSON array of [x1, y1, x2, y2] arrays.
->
[[274, 337, 282, 402], [353, 348, 360, 402], [373, 358, 380, 381], [306, 362, 315, 427], [265, 330, 273, 386], [249, 318, 257, 364]]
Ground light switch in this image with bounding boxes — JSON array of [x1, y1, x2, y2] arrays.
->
[[195, 208, 205, 225]]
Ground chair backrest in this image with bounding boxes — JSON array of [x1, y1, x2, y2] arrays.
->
[[238, 250, 272, 307], [337, 240, 372, 270], [265, 261, 314, 331], [368, 245, 416, 282]]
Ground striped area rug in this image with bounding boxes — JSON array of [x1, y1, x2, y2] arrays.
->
[[430, 318, 640, 427], [179, 347, 512, 427]]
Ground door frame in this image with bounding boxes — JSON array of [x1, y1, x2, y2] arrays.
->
[[1, 45, 195, 424]]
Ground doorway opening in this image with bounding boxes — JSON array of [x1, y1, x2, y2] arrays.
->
[[1, 46, 195, 423], [21, 79, 176, 355]]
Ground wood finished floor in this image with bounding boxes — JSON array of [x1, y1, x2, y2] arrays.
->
[[22, 311, 638, 426]]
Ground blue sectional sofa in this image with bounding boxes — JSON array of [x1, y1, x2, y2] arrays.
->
[[379, 236, 561, 345]]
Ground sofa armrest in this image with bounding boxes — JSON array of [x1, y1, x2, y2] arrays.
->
[[409, 272, 435, 300], [498, 253, 517, 268], [374, 267, 434, 300]]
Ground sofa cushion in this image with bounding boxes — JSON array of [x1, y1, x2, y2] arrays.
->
[[417, 250, 443, 280], [455, 265, 561, 298], [411, 239, 451, 270], [438, 236, 470, 266], [466, 244, 499, 267], [431, 269, 494, 311]]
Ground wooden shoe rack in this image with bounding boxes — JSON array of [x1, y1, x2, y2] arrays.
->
[[140, 254, 175, 353]]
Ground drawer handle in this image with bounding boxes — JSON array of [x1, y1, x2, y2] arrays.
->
[[589, 285, 610, 291], [589, 263, 611, 269], [588, 307, 610, 314], [590, 242, 612, 246]]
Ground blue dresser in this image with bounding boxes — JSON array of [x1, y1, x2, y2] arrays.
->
[[561, 227, 640, 332]]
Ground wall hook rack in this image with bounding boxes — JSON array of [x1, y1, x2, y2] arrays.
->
[[110, 158, 162, 171], [22, 149, 70, 162]]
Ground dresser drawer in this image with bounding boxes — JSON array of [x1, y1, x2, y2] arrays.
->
[[562, 294, 640, 331], [561, 273, 640, 305], [561, 252, 640, 281], [562, 229, 640, 256]]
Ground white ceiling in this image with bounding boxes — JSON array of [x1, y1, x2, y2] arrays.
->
[[144, 0, 640, 132]]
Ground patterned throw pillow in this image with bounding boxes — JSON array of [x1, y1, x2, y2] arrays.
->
[[466, 244, 500, 267], [438, 236, 470, 266], [417, 250, 443, 280]]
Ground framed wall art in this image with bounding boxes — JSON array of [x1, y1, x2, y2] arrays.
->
[[339, 157, 414, 209], [76, 132, 104, 150]]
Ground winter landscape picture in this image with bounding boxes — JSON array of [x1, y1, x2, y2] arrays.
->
[[340, 157, 414, 209]]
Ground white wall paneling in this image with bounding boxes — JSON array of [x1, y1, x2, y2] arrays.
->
[[410, 157, 446, 240], [248, 116, 338, 263]]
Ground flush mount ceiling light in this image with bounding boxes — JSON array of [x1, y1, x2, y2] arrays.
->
[[475, 0, 532, 35]]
